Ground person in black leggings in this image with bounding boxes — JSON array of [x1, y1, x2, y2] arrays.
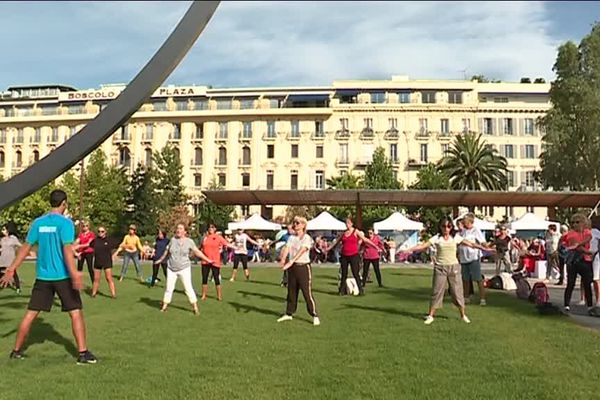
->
[[362, 228, 385, 287], [150, 229, 169, 287], [563, 214, 595, 315], [74, 221, 95, 285]]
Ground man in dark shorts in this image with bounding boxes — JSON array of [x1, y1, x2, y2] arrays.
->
[[0, 190, 97, 364]]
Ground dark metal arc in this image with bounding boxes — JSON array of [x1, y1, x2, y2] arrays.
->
[[0, 0, 220, 210]]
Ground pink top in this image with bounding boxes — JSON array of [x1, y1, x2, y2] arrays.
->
[[78, 231, 96, 254], [362, 235, 383, 260], [341, 229, 360, 257]]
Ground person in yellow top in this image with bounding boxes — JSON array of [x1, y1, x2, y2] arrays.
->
[[113, 224, 144, 282]]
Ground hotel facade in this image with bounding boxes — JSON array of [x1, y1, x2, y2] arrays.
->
[[0, 76, 549, 220]]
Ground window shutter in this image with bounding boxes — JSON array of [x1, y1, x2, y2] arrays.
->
[[520, 145, 525, 159], [477, 118, 483, 134]]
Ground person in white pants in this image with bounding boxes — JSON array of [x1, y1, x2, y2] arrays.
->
[[154, 224, 213, 315]]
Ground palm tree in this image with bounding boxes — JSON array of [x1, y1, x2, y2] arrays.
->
[[326, 171, 362, 189], [438, 133, 508, 190]]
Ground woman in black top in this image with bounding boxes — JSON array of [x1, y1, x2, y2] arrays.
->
[[151, 229, 170, 287], [89, 226, 116, 298]]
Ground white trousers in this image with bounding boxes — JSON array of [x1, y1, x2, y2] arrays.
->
[[163, 267, 197, 304]]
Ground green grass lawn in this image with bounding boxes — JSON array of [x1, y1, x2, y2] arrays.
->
[[1, 262, 599, 400]]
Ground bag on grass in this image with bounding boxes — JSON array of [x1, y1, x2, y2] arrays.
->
[[512, 273, 531, 300], [529, 282, 549, 305], [500, 272, 516, 291], [489, 275, 503, 290], [346, 278, 360, 296], [536, 302, 562, 315]]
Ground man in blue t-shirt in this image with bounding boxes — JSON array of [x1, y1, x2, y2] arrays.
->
[[0, 190, 97, 364]]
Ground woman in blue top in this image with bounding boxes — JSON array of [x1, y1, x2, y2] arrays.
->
[[150, 229, 169, 287]]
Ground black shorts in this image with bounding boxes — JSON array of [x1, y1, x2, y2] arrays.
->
[[93, 261, 113, 270], [28, 279, 82, 312]]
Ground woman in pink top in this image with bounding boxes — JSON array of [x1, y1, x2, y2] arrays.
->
[[362, 228, 385, 287], [328, 217, 376, 296], [74, 221, 96, 285]]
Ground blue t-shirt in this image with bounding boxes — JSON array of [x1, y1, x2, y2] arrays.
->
[[153, 237, 170, 261], [26, 213, 75, 281]]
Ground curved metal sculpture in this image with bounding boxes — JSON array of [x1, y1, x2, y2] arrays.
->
[[0, 1, 220, 210]]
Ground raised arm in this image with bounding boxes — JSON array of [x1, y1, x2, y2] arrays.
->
[[192, 246, 212, 263], [283, 246, 309, 270], [245, 234, 259, 247], [327, 235, 342, 251], [403, 241, 432, 254], [356, 230, 377, 248], [461, 239, 491, 252]]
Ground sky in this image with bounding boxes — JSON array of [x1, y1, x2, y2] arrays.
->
[[0, 1, 599, 90]]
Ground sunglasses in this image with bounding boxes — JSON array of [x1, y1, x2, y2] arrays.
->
[[98, 230, 106, 233], [293, 221, 300, 225]]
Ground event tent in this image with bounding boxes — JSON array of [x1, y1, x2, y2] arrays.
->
[[306, 211, 346, 231], [228, 214, 282, 231], [509, 212, 560, 231], [373, 212, 424, 232], [453, 214, 497, 231]]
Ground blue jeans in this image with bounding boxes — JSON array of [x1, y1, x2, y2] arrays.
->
[[120, 251, 143, 279]]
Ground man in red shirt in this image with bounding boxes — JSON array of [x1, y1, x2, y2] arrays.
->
[[563, 213, 595, 314], [200, 224, 235, 301]]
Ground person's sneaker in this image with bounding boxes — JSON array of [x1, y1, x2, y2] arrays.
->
[[577, 300, 586, 306], [313, 317, 321, 326], [462, 315, 471, 324], [15, 288, 21, 295], [9, 350, 24, 360], [480, 299, 487, 306], [277, 315, 293, 323], [229, 278, 235, 282], [423, 315, 434, 325], [564, 306, 571, 313], [76, 350, 97, 365]]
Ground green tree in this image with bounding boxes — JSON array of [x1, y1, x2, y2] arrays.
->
[[0, 182, 56, 236], [127, 163, 159, 236], [153, 144, 187, 210], [284, 205, 324, 222], [59, 171, 81, 218], [326, 170, 362, 223], [407, 163, 452, 235], [539, 24, 600, 190], [438, 133, 508, 191], [195, 178, 235, 232]]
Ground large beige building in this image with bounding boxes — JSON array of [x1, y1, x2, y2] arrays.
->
[[0, 76, 549, 220]]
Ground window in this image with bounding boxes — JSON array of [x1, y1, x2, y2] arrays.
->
[[173, 147, 180, 160], [370, 92, 385, 104], [33, 128, 41, 143], [194, 147, 203, 165], [218, 173, 226, 187], [419, 118, 428, 134], [448, 91, 463, 104], [118, 147, 131, 167], [145, 148, 153, 166], [483, 118, 493, 135], [290, 170, 298, 190], [389, 118, 398, 129], [120, 125, 130, 140], [441, 144, 450, 156], [504, 144, 515, 159], [216, 99, 232, 110], [194, 123, 203, 139], [175, 100, 187, 111], [420, 144, 428, 163], [399, 92, 411, 103], [525, 171, 535, 187], [194, 174, 202, 188], [315, 121, 324, 137], [15, 150, 22, 167], [390, 144, 398, 162], [242, 173, 250, 188], [440, 119, 449, 134], [506, 170, 515, 187], [503, 118, 514, 135], [494, 97, 509, 103], [364, 118, 373, 129], [339, 118, 349, 131], [145, 123, 154, 140], [242, 122, 252, 138], [421, 91, 436, 104], [33, 150, 39, 162], [291, 120, 300, 137], [266, 170, 274, 190], [0, 128, 6, 143], [0, 150, 4, 168], [152, 101, 166, 111], [524, 144, 535, 159], [194, 100, 208, 110], [219, 122, 228, 139], [267, 144, 275, 159], [242, 146, 251, 165], [316, 145, 324, 158], [462, 118, 470, 133], [315, 170, 324, 189], [14, 128, 23, 143], [524, 118, 535, 135], [267, 121, 276, 137], [51, 127, 59, 142], [171, 123, 181, 140], [240, 99, 254, 110], [339, 143, 348, 163], [218, 147, 227, 165], [291, 144, 299, 158]]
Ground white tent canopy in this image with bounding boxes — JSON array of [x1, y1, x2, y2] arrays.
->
[[228, 214, 282, 231], [307, 211, 346, 231], [373, 212, 424, 232], [509, 212, 560, 231], [454, 214, 497, 231]]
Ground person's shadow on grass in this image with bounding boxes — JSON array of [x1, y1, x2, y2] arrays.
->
[[340, 303, 448, 321], [228, 301, 280, 317], [138, 297, 191, 312], [2, 318, 79, 357], [237, 290, 285, 302]]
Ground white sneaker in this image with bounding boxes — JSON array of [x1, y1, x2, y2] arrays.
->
[[480, 299, 487, 306], [229, 278, 235, 282], [277, 315, 293, 323], [313, 317, 321, 326], [462, 315, 471, 324], [577, 300, 586, 306], [424, 315, 434, 325]]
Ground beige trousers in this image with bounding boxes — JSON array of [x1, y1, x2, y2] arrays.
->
[[430, 264, 465, 310]]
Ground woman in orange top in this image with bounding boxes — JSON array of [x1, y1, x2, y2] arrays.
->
[[113, 224, 144, 283], [200, 224, 236, 301]]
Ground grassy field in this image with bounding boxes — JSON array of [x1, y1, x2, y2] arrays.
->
[[1, 262, 599, 400]]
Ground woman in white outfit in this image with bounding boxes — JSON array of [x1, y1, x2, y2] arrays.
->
[[154, 224, 213, 315]]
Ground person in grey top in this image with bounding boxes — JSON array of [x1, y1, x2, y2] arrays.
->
[[154, 223, 213, 315], [0, 224, 22, 293]]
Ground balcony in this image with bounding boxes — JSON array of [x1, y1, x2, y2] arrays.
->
[[47, 135, 59, 144], [190, 161, 202, 170], [239, 158, 252, 167], [415, 130, 432, 140], [335, 129, 351, 140], [407, 159, 427, 168], [239, 133, 252, 143], [191, 133, 203, 142], [311, 131, 326, 141], [113, 135, 131, 144], [214, 159, 227, 168], [141, 134, 153, 143], [390, 157, 400, 166], [168, 134, 181, 142], [335, 157, 350, 167], [360, 128, 374, 140], [215, 134, 228, 142], [12, 137, 24, 145], [262, 132, 277, 141], [286, 132, 301, 141], [438, 131, 453, 140], [384, 128, 399, 140], [354, 156, 373, 167]]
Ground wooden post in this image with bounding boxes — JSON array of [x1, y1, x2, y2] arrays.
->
[[547, 206, 557, 221], [356, 192, 363, 230]]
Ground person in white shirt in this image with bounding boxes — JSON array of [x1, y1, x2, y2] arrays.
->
[[545, 224, 561, 283], [276, 216, 320, 326], [458, 214, 487, 306], [229, 228, 259, 282]]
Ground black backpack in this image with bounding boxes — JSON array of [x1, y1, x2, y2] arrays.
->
[[489, 275, 503, 290], [512, 273, 531, 300]]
